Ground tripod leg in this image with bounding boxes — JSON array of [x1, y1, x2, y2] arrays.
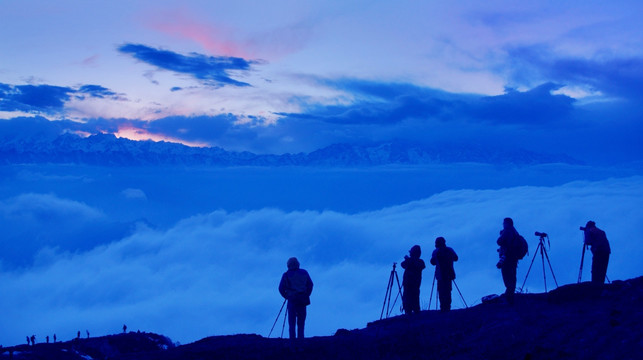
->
[[380, 271, 394, 320], [520, 242, 541, 292], [541, 244, 547, 292], [578, 243, 586, 283], [268, 299, 287, 338], [428, 271, 436, 311], [542, 246, 559, 288], [453, 280, 468, 308], [392, 270, 403, 314]]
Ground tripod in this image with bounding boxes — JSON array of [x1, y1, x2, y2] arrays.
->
[[428, 269, 468, 310], [520, 233, 559, 293], [380, 262, 403, 319]]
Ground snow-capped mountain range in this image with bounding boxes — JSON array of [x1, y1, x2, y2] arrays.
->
[[0, 133, 579, 166]]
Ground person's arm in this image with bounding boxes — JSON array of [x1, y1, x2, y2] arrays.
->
[[278, 273, 289, 299]]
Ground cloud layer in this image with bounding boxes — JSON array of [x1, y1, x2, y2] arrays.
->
[[1, 176, 641, 346]]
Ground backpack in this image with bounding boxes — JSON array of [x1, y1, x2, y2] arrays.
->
[[515, 234, 529, 260]]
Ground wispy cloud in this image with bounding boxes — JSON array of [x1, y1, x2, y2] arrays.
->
[[117, 43, 261, 88]]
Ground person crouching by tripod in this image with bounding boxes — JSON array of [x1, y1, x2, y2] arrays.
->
[[430, 237, 459, 311], [401, 245, 426, 314], [279, 257, 314, 339], [582, 221, 611, 284]]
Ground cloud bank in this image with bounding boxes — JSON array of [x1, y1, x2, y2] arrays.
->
[[1, 176, 641, 346]]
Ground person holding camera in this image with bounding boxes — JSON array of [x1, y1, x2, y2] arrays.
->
[[582, 221, 611, 284], [279, 257, 314, 339], [430, 237, 459, 311], [496, 217, 521, 304], [401, 245, 426, 314]]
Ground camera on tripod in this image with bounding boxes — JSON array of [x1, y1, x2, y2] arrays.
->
[[534, 231, 548, 237], [579, 226, 587, 231]]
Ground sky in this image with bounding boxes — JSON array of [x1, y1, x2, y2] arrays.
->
[[1, 0, 643, 348], [1, 0, 643, 162]]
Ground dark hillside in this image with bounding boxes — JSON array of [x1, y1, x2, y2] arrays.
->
[[3, 277, 642, 360]]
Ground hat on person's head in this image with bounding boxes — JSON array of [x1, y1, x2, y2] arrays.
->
[[435, 237, 446, 248], [287, 257, 300, 270], [585, 221, 596, 228], [409, 245, 421, 258], [503, 217, 514, 226]]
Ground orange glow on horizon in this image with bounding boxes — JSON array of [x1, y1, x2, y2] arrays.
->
[[113, 125, 210, 148]]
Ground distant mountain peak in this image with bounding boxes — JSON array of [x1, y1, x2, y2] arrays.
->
[[0, 133, 581, 166]]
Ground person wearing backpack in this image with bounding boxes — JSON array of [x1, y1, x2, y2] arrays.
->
[[430, 237, 459, 311], [279, 257, 314, 339], [496, 217, 523, 304]]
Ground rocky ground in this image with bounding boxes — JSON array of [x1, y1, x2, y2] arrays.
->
[[3, 277, 642, 360]]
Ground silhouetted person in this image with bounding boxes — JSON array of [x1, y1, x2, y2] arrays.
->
[[430, 237, 458, 311], [53, 334, 57, 343], [583, 221, 611, 284], [86, 330, 89, 339], [123, 324, 127, 333], [26, 336, 29, 346], [279, 257, 313, 339], [30, 335, 35, 346], [401, 245, 426, 314], [77, 331, 80, 339], [496, 217, 521, 304], [46, 336, 49, 344]]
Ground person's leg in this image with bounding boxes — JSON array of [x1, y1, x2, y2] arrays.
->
[[438, 280, 452, 311], [287, 302, 296, 339], [592, 252, 609, 284], [501, 262, 517, 303], [296, 305, 307, 339]]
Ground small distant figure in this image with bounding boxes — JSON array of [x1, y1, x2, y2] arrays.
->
[[582, 221, 611, 284], [53, 334, 57, 343], [30, 335, 35, 346], [77, 331, 80, 339], [496, 217, 522, 304], [46, 336, 49, 344], [401, 245, 426, 314], [26, 336, 29, 345], [279, 257, 314, 339], [123, 324, 127, 333], [430, 237, 459, 311], [86, 330, 90, 339]]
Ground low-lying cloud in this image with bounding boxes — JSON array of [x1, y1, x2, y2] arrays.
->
[[1, 176, 641, 346]]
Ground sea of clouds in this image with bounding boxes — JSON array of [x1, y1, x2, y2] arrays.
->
[[1, 169, 642, 346]]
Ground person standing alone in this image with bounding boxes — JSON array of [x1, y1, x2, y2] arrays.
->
[[279, 257, 314, 339], [430, 237, 459, 311]]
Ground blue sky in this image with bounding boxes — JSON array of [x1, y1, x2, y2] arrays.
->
[[1, 0, 643, 162]]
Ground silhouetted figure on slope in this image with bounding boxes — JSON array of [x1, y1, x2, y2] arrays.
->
[[430, 237, 459, 311], [279, 257, 313, 339], [497, 217, 522, 304], [30, 335, 35, 346], [123, 324, 127, 333], [582, 221, 611, 284], [53, 334, 57, 343], [401, 245, 426, 314], [46, 336, 49, 344]]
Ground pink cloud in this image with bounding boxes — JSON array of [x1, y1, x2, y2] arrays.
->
[[143, 8, 311, 60], [145, 9, 253, 58]]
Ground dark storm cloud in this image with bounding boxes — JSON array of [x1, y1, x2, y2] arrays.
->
[[0, 82, 123, 114], [117, 43, 261, 87]]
